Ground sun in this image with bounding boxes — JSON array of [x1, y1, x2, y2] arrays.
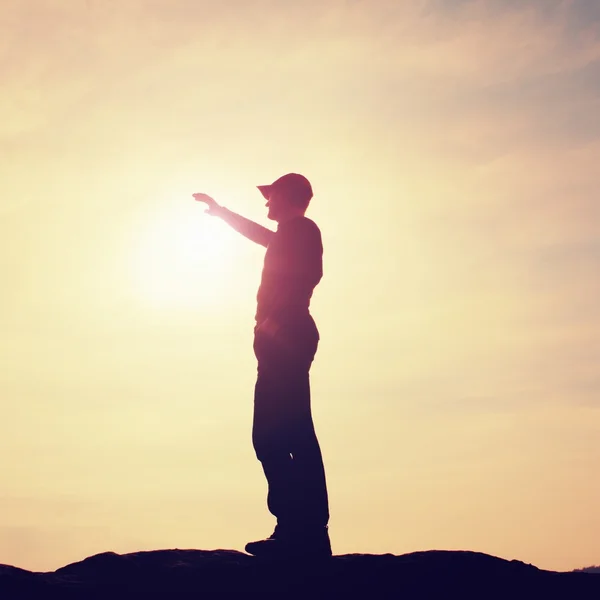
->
[[131, 201, 234, 309]]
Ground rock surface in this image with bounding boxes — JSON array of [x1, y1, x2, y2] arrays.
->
[[1, 549, 599, 599]]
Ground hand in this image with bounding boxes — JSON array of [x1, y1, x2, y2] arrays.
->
[[255, 317, 281, 339], [192, 193, 221, 216]]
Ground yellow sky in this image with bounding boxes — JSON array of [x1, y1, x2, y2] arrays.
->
[[1, 0, 599, 572]]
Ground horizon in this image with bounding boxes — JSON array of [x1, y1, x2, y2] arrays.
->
[[1, 0, 599, 572]]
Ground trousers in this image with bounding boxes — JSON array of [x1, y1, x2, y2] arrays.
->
[[252, 315, 329, 531]]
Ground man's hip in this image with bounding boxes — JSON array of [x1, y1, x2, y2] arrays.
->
[[253, 314, 319, 373]]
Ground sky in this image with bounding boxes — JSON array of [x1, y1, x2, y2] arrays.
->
[[1, 0, 599, 573]]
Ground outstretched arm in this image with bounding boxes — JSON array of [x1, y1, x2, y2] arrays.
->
[[216, 206, 275, 247], [193, 193, 274, 247]]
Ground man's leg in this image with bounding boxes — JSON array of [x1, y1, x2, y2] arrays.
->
[[251, 366, 296, 527], [286, 375, 329, 531], [247, 321, 330, 556]]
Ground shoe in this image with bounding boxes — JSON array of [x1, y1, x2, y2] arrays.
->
[[244, 527, 281, 558], [245, 525, 332, 560]]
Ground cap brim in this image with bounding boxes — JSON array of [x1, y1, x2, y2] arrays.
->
[[257, 185, 271, 200]]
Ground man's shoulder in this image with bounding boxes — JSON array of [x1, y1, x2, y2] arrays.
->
[[302, 216, 320, 230]]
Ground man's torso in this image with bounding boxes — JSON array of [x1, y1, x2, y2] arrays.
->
[[255, 216, 323, 325]]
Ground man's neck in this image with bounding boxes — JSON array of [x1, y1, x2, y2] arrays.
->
[[276, 211, 305, 226]]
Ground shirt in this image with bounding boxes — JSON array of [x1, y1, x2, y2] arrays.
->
[[255, 216, 323, 324]]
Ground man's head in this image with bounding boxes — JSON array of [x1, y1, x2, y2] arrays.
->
[[257, 173, 313, 222]]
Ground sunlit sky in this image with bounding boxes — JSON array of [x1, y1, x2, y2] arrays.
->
[[1, 0, 599, 573]]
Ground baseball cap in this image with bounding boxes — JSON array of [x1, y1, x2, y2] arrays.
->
[[257, 173, 313, 205]]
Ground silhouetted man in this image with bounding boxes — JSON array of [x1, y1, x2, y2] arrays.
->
[[193, 173, 330, 559]]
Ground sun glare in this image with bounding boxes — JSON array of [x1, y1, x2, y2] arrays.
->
[[132, 202, 233, 309]]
